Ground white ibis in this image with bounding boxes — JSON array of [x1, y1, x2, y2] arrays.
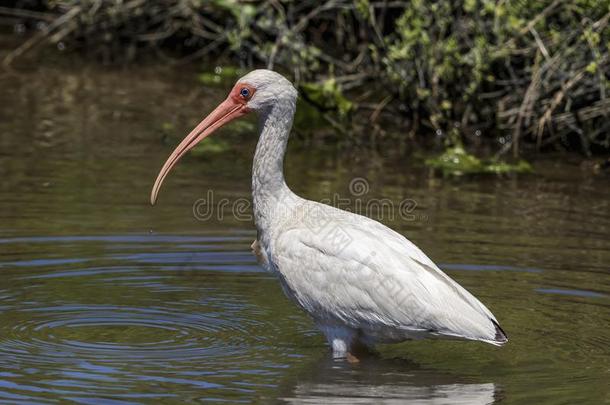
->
[[151, 69, 507, 360]]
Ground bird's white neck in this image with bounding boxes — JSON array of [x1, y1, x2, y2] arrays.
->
[[252, 100, 298, 235]]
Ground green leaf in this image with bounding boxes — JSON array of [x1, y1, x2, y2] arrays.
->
[[426, 146, 533, 176]]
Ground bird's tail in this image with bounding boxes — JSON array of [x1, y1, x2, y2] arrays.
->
[[491, 319, 508, 345]]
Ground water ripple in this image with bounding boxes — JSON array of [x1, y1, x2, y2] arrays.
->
[[4, 302, 257, 362], [0, 233, 286, 402]]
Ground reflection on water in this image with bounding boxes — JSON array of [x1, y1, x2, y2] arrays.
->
[[288, 382, 496, 405], [0, 60, 609, 403], [280, 355, 497, 404]]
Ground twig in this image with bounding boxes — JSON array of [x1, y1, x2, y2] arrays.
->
[[0, 6, 56, 21], [535, 57, 607, 148], [503, 0, 564, 48], [3, 6, 82, 66], [370, 95, 393, 122]]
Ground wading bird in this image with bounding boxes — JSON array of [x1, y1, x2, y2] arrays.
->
[[151, 70, 507, 361]]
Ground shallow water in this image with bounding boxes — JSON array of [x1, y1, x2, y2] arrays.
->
[[0, 61, 609, 404]]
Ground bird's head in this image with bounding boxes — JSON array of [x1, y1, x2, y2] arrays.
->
[[150, 69, 296, 205]]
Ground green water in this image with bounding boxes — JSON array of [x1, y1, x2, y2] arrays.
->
[[0, 62, 608, 404]]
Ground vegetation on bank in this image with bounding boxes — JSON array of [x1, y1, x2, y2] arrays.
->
[[1, 1, 609, 170]]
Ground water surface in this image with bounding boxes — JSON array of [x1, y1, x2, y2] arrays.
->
[[0, 61, 608, 404]]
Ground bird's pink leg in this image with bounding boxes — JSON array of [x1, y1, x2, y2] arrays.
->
[[346, 352, 360, 364]]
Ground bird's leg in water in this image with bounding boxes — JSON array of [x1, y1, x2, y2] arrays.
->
[[320, 325, 374, 362], [347, 336, 376, 363], [346, 352, 360, 364]]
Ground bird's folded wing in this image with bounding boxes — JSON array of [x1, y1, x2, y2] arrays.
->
[[272, 209, 498, 341]]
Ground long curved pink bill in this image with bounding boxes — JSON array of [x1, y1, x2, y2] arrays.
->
[[150, 98, 248, 205]]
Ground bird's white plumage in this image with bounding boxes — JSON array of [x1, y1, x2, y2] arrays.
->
[[239, 70, 505, 357], [256, 195, 503, 355]]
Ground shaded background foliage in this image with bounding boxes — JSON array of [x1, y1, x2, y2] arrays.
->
[[1, 0, 609, 157]]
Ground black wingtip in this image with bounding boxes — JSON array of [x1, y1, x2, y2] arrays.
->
[[492, 319, 508, 344]]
